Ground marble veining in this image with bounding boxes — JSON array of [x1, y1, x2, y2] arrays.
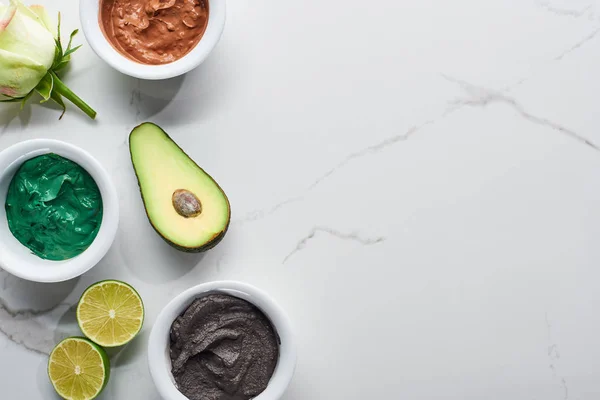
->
[[236, 120, 440, 225], [443, 75, 600, 151], [1, 0, 600, 399], [238, 15, 600, 230], [282, 227, 386, 264], [537, 0, 594, 18], [553, 27, 600, 61], [0, 294, 69, 355]]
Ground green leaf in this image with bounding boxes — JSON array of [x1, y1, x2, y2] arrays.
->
[[56, 12, 62, 49], [51, 13, 63, 69], [50, 91, 66, 120], [52, 41, 62, 69], [52, 25, 81, 70], [53, 61, 67, 72], [20, 91, 34, 110], [52, 13, 64, 69], [35, 73, 54, 102], [54, 44, 82, 71], [64, 44, 81, 58], [65, 29, 79, 53]]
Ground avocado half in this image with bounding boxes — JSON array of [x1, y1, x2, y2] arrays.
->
[[129, 122, 231, 252]]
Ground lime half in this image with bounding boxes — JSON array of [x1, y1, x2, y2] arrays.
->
[[77, 280, 144, 347], [48, 337, 110, 400]]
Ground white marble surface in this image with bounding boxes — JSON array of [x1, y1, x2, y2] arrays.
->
[[1, 0, 600, 398]]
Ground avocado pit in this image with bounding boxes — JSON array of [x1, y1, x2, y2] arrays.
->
[[172, 189, 202, 218]]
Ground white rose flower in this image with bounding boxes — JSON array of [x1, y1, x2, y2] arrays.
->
[[0, 0, 96, 119]]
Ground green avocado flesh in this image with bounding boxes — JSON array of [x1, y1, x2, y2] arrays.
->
[[5, 154, 103, 260], [129, 123, 230, 252]]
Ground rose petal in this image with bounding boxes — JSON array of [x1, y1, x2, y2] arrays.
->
[[0, 86, 17, 97], [0, 2, 55, 69], [0, 48, 47, 98], [0, 6, 17, 33], [29, 5, 56, 38]]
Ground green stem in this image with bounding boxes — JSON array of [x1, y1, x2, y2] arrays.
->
[[50, 71, 97, 120]]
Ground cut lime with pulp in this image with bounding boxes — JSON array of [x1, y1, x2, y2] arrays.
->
[[48, 337, 110, 400], [77, 280, 144, 347]]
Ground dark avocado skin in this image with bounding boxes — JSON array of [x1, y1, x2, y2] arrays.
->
[[129, 122, 231, 253]]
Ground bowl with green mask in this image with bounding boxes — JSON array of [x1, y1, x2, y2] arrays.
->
[[0, 139, 119, 283]]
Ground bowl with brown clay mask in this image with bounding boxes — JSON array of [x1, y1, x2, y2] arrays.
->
[[79, 0, 225, 79], [148, 281, 297, 400]]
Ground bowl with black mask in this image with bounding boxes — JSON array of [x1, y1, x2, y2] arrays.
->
[[148, 280, 297, 400]]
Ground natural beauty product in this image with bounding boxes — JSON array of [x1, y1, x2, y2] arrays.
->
[[100, 0, 210, 65], [129, 122, 230, 252], [169, 294, 279, 400], [5, 153, 103, 260]]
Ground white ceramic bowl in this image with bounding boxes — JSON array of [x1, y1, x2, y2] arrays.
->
[[79, 0, 226, 80], [0, 139, 119, 283], [149, 281, 297, 400]]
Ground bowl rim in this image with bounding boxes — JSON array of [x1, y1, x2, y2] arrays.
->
[[79, 0, 226, 80], [0, 139, 119, 283], [148, 280, 297, 400]]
